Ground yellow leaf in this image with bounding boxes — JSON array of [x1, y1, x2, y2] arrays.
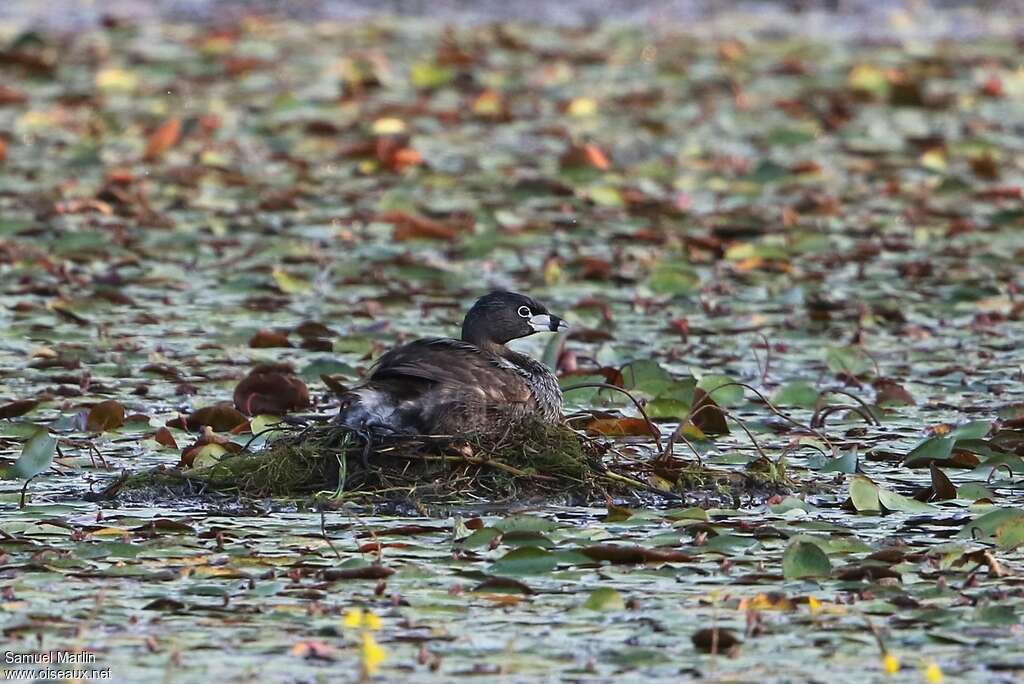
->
[[739, 593, 795, 612], [724, 242, 757, 261], [920, 148, 947, 172], [680, 423, 708, 441], [923, 662, 943, 683], [361, 633, 387, 677], [567, 97, 598, 117], [192, 443, 228, 469], [648, 474, 675, 492], [372, 118, 406, 135], [472, 90, 503, 116], [200, 36, 235, 55], [343, 608, 365, 629], [883, 652, 900, 675], [808, 596, 822, 614], [95, 68, 138, 93], [363, 611, 383, 631], [848, 64, 888, 95], [16, 110, 59, 133], [272, 268, 312, 294], [543, 258, 564, 285]]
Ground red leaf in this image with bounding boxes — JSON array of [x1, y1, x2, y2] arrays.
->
[[233, 364, 310, 416], [379, 210, 462, 241], [144, 118, 182, 161], [248, 329, 292, 348], [178, 426, 241, 467], [322, 565, 395, 581], [692, 627, 741, 654], [581, 545, 693, 564], [0, 85, 27, 106], [0, 399, 38, 419], [560, 142, 612, 171], [690, 388, 729, 435], [586, 417, 658, 438], [169, 404, 248, 432], [153, 426, 178, 449], [87, 400, 126, 432]]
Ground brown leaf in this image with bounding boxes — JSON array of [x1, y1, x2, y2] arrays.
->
[[321, 564, 395, 581], [874, 378, 915, 406], [586, 417, 658, 438], [560, 142, 612, 171], [380, 210, 461, 241], [928, 463, 957, 501], [320, 374, 349, 395], [153, 426, 178, 449], [0, 85, 28, 106], [233, 364, 310, 416], [375, 137, 424, 171], [356, 524, 437, 537], [248, 329, 293, 348], [290, 641, 338, 661], [690, 388, 729, 435], [472, 577, 534, 595], [580, 545, 694, 564], [293, 321, 335, 339], [0, 137, 6, 163], [179, 426, 241, 467], [0, 399, 38, 419], [691, 627, 741, 654], [172, 404, 248, 432], [144, 118, 182, 161], [86, 400, 126, 432]]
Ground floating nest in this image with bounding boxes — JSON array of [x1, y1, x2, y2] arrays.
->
[[115, 415, 795, 508]]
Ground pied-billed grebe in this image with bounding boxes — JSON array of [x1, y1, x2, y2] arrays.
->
[[337, 291, 568, 436]]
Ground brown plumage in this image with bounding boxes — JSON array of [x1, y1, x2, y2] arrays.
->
[[337, 291, 568, 436]]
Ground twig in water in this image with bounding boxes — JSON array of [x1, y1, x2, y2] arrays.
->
[[320, 507, 342, 560], [811, 404, 877, 428], [752, 332, 772, 383], [813, 389, 880, 426], [561, 382, 663, 452], [701, 381, 838, 456]]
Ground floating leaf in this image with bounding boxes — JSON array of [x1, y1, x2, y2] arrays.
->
[[153, 427, 178, 449], [691, 628, 741, 654], [996, 517, 1024, 550], [175, 404, 248, 432], [877, 487, 936, 514], [87, 400, 126, 432], [849, 476, 881, 513], [690, 389, 729, 436], [272, 268, 312, 294], [825, 346, 872, 377], [234, 364, 310, 416], [782, 540, 832, 579], [772, 381, 818, 409], [143, 117, 182, 161], [489, 547, 558, 576], [5, 429, 56, 479], [583, 587, 625, 611], [697, 374, 744, 407], [248, 329, 292, 348], [621, 360, 674, 398], [586, 417, 658, 438], [0, 399, 39, 419], [646, 262, 700, 295], [903, 436, 954, 468]]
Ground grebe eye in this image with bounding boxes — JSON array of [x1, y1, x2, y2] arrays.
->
[[517, 306, 531, 318]]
